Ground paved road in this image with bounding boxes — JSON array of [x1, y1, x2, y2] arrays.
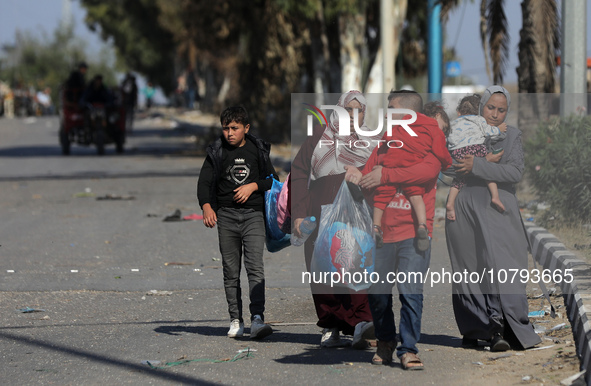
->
[[0, 115, 568, 385]]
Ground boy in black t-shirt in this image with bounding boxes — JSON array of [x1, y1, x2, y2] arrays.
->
[[197, 106, 278, 339]]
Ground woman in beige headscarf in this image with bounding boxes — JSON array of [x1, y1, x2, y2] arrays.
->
[[291, 90, 379, 349]]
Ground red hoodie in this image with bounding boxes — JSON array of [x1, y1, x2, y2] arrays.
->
[[361, 113, 451, 242], [371, 112, 451, 207]]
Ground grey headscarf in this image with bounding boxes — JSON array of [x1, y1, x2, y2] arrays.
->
[[479, 85, 511, 117]]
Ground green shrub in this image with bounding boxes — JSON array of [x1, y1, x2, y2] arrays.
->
[[524, 115, 591, 225]]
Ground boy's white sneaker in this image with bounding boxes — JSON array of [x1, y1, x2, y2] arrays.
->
[[250, 315, 273, 339], [228, 319, 244, 338]]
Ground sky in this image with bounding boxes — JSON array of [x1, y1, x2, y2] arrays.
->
[[0, 0, 102, 53], [0, 0, 590, 89]]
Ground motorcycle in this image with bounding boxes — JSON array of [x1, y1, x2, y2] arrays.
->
[[59, 88, 126, 155]]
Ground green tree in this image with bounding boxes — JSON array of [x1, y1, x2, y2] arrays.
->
[[78, 0, 450, 141], [0, 25, 117, 108], [525, 115, 591, 224], [81, 0, 177, 92]]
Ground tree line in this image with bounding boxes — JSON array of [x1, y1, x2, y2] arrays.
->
[[0, 26, 118, 114], [81, 0, 454, 142], [1, 0, 560, 142]]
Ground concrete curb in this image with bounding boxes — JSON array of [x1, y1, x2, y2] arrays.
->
[[525, 224, 591, 385]]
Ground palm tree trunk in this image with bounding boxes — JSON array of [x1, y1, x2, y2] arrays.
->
[[516, 0, 559, 139]]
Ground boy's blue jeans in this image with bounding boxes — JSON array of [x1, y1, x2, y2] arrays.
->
[[368, 238, 431, 358], [217, 207, 266, 323]]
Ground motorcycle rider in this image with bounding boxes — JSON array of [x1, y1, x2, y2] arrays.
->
[[80, 75, 114, 134], [64, 61, 88, 104], [80, 75, 113, 107]]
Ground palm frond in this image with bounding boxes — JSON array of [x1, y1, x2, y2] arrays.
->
[[480, 0, 492, 83], [486, 0, 509, 85], [438, 0, 461, 23]]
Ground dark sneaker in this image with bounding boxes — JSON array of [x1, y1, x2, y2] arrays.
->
[[490, 333, 510, 352], [250, 315, 272, 339]]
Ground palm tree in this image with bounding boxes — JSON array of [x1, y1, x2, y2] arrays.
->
[[441, 0, 559, 91], [441, 0, 560, 137], [479, 0, 559, 92], [515, 0, 560, 93]]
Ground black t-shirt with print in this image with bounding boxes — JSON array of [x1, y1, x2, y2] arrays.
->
[[217, 139, 264, 210]]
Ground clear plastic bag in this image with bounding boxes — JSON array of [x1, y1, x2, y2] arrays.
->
[[264, 177, 291, 252], [311, 180, 375, 291]]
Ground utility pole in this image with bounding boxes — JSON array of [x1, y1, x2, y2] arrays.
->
[[560, 0, 587, 116], [381, 0, 395, 94], [61, 0, 73, 30], [427, 0, 442, 99]]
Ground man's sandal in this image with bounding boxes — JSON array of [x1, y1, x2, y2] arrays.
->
[[371, 340, 395, 365], [416, 223, 429, 252], [400, 352, 424, 370], [373, 225, 384, 249]]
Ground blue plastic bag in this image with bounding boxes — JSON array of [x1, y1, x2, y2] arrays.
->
[[311, 180, 375, 291], [265, 177, 291, 252]]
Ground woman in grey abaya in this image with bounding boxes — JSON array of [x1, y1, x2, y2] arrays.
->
[[445, 85, 541, 351]]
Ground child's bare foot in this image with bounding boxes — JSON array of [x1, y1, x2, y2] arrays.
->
[[491, 198, 506, 213], [446, 205, 456, 221], [373, 225, 384, 248], [416, 223, 430, 252]]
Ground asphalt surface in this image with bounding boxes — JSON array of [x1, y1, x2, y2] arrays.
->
[[0, 114, 575, 385]]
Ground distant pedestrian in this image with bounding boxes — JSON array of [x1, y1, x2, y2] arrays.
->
[[120, 73, 138, 132], [1, 82, 15, 118], [185, 68, 198, 109], [197, 106, 278, 339], [174, 74, 186, 108], [36, 87, 54, 115], [142, 82, 155, 109]]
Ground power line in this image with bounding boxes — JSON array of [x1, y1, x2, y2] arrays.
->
[[451, 0, 469, 49]]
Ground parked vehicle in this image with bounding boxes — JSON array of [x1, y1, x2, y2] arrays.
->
[[59, 87, 126, 155]]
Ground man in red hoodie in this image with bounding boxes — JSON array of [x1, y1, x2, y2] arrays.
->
[[371, 91, 451, 252], [345, 90, 450, 370]]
